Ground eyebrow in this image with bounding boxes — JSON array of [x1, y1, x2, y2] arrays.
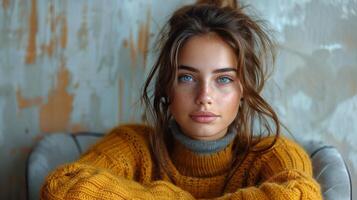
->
[[178, 65, 237, 74]]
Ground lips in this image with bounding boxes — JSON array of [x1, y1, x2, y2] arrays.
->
[[189, 111, 219, 123]]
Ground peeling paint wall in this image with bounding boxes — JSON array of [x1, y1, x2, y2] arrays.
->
[[0, 0, 191, 198], [243, 0, 357, 197], [0, 0, 356, 199]]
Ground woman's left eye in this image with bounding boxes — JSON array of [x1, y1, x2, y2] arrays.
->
[[217, 76, 233, 84]]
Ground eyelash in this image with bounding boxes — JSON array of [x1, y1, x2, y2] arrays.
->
[[177, 74, 234, 84], [217, 76, 233, 84]]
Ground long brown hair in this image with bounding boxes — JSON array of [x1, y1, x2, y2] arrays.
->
[[142, 0, 280, 187]]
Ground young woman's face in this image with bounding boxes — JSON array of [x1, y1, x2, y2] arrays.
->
[[169, 33, 243, 141]]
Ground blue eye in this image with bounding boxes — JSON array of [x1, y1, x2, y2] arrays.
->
[[178, 74, 194, 82], [217, 76, 233, 84]]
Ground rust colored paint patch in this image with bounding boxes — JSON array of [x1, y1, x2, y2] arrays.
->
[[118, 78, 124, 122], [138, 10, 151, 68], [61, 16, 67, 49], [127, 9, 151, 68], [41, 37, 56, 57], [129, 32, 137, 67], [16, 89, 43, 109], [39, 57, 74, 133], [2, 0, 9, 11], [25, 0, 38, 64], [40, 5, 67, 57]]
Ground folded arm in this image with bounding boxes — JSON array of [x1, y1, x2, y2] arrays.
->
[[40, 162, 195, 200], [204, 137, 322, 200], [211, 170, 321, 200], [40, 125, 195, 200]]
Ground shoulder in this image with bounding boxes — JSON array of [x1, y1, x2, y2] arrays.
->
[[85, 123, 154, 155], [253, 135, 305, 153], [252, 135, 313, 175], [108, 123, 154, 140]]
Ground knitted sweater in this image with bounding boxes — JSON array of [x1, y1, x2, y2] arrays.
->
[[41, 124, 322, 199]]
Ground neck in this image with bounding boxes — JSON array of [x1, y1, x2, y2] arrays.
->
[[169, 120, 236, 155]]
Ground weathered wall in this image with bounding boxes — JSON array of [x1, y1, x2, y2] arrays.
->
[[0, 0, 355, 199], [244, 1, 357, 198]]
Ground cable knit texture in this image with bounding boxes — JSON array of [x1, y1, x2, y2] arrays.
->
[[40, 124, 322, 199]]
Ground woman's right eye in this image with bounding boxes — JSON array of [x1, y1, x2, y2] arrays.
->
[[178, 74, 194, 83]]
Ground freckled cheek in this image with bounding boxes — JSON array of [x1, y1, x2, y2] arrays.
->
[[216, 88, 241, 107], [172, 86, 195, 100]]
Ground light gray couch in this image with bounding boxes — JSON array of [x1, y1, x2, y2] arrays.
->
[[26, 132, 352, 200]]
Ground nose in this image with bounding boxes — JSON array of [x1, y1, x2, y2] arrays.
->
[[195, 82, 213, 106]]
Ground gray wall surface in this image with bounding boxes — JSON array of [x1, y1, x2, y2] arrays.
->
[[0, 0, 355, 199]]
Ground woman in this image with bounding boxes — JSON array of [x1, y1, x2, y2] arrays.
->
[[41, 1, 322, 199]]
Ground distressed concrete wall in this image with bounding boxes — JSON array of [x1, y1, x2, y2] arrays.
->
[[0, 0, 192, 198], [243, 1, 357, 198], [0, 0, 355, 199]]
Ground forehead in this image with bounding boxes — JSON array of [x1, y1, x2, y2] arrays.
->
[[178, 33, 237, 71]]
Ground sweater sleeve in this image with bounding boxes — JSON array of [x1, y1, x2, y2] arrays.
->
[[40, 125, 195, 200], [206, 137, 322, 200]]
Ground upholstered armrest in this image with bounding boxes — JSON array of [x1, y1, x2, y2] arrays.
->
[[299, 140, 352, 200], [26, 132, 103, 200]]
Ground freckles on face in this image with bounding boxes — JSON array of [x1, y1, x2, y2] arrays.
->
[[169, 33, 243, 141], [217, 88, 240, 106]]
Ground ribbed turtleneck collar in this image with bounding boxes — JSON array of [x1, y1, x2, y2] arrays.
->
[[169, 120, 236, 154], [168, 120, 237, 177]]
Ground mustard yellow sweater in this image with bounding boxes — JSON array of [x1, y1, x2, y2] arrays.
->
[[41, 124, 322, 199]]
